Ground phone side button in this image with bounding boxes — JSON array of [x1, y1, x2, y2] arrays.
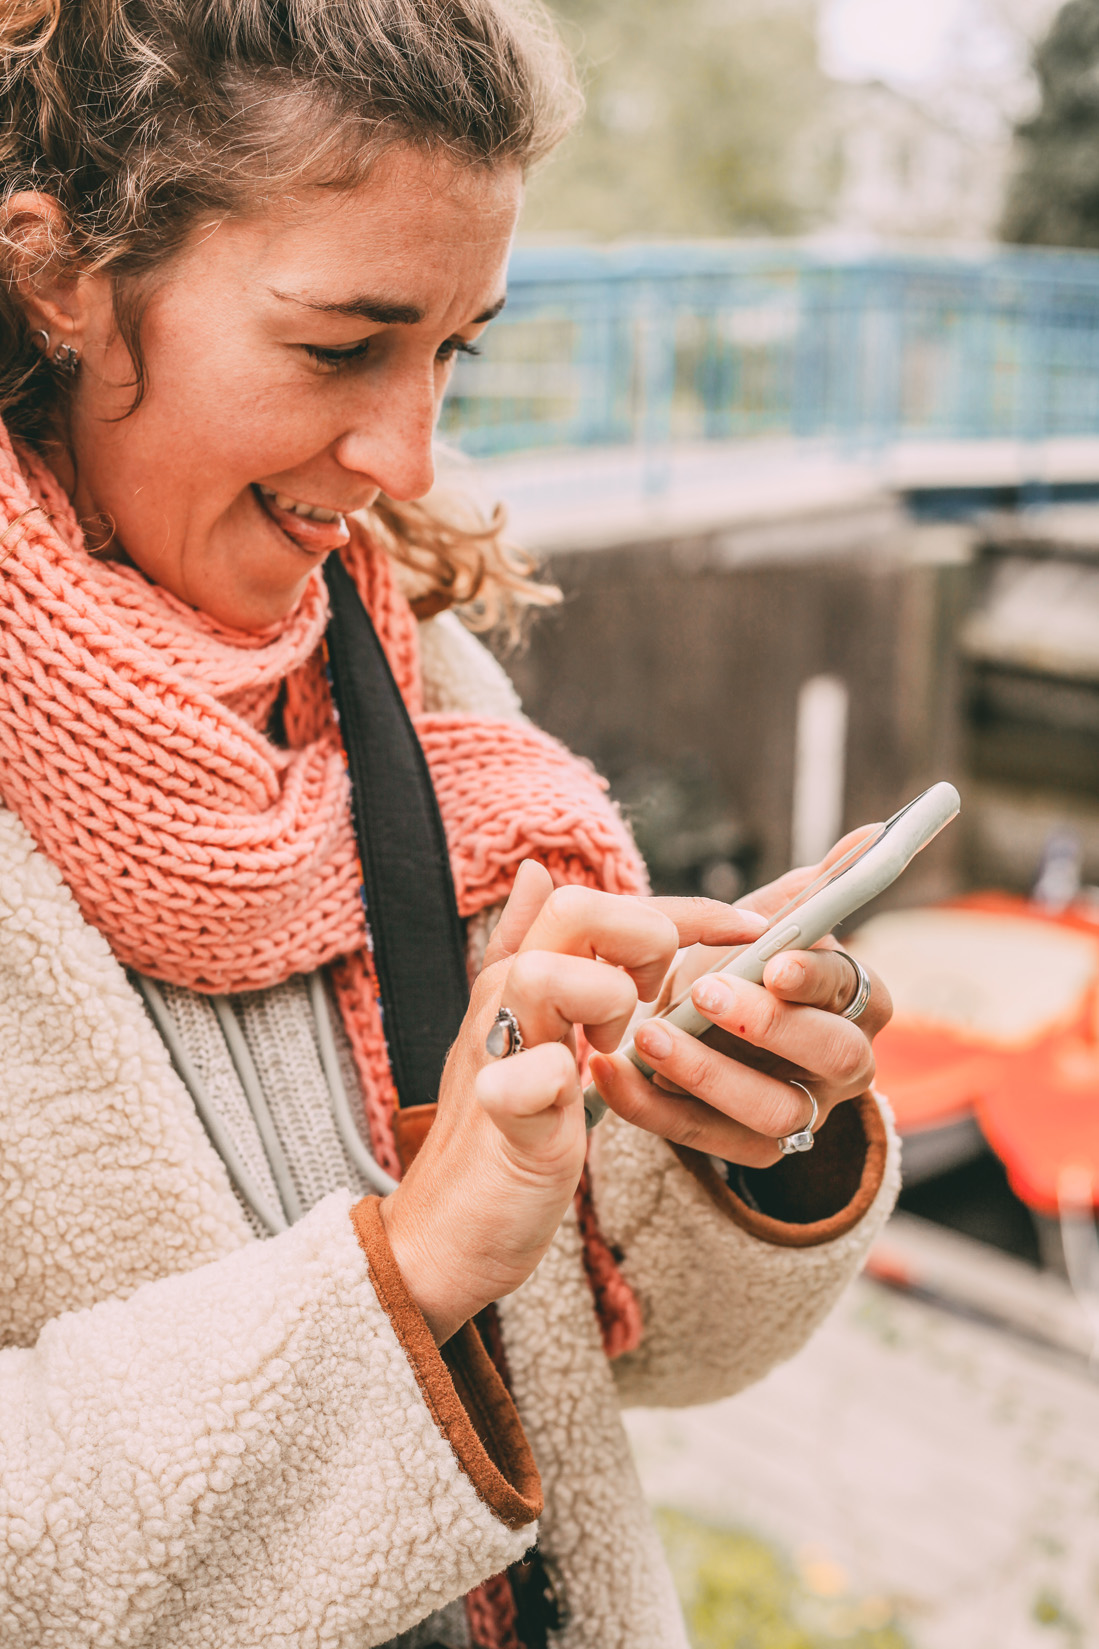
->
[[756, 921, 801, 961]]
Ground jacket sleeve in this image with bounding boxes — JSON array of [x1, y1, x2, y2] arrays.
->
[[0, 1190, 540, 1649], [587, 1091, 900, 1410]]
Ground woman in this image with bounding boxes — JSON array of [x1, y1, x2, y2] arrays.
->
[[0, 2, 898, 1646]]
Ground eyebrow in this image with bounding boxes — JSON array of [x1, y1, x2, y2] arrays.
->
[[270, 289, 507, 327]]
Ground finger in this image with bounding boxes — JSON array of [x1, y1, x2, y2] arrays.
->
[[483, 859, 555, 969], [505, 950, 638, 1053], [517, 884, 679, 1001], [739, 824, 881, 921], [819, 823, 882, 869], [644, 896, 768, 949], [589, 1051, 784, 1166], [684, 974, 875, 1095], [632, 1016, 831, 1137], [764, 948, 892, 1035], [476, 1041, 584, 1155]]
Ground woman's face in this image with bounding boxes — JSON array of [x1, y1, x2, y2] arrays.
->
[[59, 147, 522, 630]]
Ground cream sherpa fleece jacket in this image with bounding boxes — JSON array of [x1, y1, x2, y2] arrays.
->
[[0, 613, 901, 1649]]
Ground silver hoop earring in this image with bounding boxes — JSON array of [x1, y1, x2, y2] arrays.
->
[[51, 341, 80, 375], [32, 328, 50, 355]]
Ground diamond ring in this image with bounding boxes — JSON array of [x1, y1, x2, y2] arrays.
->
[[777, 1080, 818, 1155]]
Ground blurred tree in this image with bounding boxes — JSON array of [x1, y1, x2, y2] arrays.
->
[[1001, 0, 1099, 246], [522, 0, 835, 238]]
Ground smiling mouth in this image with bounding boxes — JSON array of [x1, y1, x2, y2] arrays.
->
[[253, 484, 351, 555]]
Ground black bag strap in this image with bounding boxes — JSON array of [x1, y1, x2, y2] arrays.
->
[[323, 555, 469, 1109]]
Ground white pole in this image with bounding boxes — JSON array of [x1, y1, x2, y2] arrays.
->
[[791, 674, 849, 867]]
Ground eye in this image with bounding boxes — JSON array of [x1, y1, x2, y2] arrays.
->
[[303, 339, 373, 370], [436, 338, 482, 362]]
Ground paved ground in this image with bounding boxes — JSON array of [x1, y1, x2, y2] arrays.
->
[[625, 1215, 1099, 1649]]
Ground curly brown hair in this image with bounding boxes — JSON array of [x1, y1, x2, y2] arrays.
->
[[0, 0, 575, 629]]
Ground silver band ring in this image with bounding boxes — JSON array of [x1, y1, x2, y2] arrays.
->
[[777, 1080, 818, 1155], [836, 950, 872, 1022], [486, 1005, 524, 1059]]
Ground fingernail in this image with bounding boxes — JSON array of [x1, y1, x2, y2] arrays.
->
[[588, 1052, 611, 1086], [693, 976, 732, 1015], [635, 1021, 672, 1061], [771, 958, 804, 989], [734, 907, 769, 933]]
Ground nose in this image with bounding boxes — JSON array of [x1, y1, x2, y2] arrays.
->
[[332, 363, 439, 502]]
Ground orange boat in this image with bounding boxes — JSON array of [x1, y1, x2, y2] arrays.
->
[[848, 893, 1099, 1214]]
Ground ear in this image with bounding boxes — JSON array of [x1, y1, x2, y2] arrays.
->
[[1, 190, 90, 353]]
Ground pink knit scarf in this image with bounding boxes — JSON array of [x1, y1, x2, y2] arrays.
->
[[0, 430, 645, 990]]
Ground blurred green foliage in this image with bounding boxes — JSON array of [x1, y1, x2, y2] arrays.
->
[[523, 0, 834, 239], [656, 1507, 912, 1649], [1002, 0, 1099, 247]]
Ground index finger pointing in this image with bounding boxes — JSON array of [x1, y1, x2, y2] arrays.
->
[[518, 884, 679, 1002], [644, 896, 769, 949]]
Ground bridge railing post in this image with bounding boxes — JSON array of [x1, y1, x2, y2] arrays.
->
[[637, 275, 677, 495]]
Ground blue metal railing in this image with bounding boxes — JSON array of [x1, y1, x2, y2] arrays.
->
[[439, 243, 1099, 460]]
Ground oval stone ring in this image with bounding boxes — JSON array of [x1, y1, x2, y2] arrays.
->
[[777, 1080, 818, 1155], [485, 1005, 524, 1059]]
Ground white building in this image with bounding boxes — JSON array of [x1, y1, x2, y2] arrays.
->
[[819, 0, 1063, 246]]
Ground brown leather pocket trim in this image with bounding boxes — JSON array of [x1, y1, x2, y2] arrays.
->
[[350, 1196, 543, 1530], [393, 1102, 437, 1173], [671, 1091, 888, 1249]]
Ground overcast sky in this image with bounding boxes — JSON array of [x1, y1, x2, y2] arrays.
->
[[819, 0, 1029, 90]]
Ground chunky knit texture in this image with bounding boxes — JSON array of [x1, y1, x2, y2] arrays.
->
[[0, 428, 646, 998], [0, 443, 367, 990]]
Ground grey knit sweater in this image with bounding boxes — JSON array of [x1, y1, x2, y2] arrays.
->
[[143, 968, 471, 1649]]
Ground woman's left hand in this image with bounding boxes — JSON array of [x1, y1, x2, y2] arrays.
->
[[589, 836, 893, 1166]]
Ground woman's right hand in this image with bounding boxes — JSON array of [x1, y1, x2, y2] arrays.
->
[[378, 860, 671, 1343], [379, 862, 769, 1344]]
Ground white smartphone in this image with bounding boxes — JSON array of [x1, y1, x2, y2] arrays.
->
[[583, 779, 961, 1128]]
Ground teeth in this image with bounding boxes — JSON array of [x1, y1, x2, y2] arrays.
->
[[258, 485, 343, 524]]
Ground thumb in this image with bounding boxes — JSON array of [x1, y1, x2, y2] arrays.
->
[[483, 858, 555, 968], [818, 822, 881, 873], [741, 823, 883, 920]]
